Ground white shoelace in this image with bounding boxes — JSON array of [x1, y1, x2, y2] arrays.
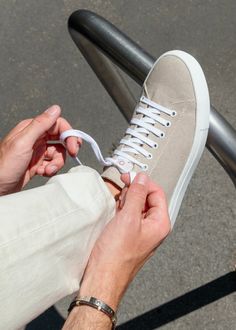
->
[[60, 96, 176, 175]]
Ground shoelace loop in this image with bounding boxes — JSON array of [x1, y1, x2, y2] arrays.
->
[[60, 130, 133, 173], [60, 97, 175, 174]]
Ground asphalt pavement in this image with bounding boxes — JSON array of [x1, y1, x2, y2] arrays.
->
[[0, 1, 235, 329]]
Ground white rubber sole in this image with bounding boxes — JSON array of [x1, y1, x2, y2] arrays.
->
[[154, 50, 210, 227]]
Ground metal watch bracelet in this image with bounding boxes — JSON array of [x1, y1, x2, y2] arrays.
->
[[68, 296, 117, 329]]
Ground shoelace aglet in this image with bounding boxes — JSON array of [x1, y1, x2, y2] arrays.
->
[[129, 171, 136, 183]]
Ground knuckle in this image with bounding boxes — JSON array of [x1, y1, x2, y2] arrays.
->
[[160, 217, 171, 238], [32, 116, 43, 126], [18, 119, 31, 127], [13, 137, 28, 150], [120, 209, 136, 223], [157, 185, 166, 200], [129, 184, 146, 199]]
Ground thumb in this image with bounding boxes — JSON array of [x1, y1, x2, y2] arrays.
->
[[21, 105, 61, 144], [122, 173, 149, 216]]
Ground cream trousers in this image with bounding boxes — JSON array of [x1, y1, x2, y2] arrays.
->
[[0, 166, 115, 330]]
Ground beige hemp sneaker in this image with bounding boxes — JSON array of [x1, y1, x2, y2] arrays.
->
[[102, 50, 210, 226]]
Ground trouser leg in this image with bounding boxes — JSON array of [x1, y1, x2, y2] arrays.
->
[[0, 166, 115, 330]]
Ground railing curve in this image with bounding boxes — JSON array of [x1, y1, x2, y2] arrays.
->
[[68, 10, 236, 187]]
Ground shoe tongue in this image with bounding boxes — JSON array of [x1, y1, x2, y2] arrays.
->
[[102, 166, 125, 189]]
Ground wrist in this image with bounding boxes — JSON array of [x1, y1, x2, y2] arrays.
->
[[80, 268, 129, 310], [63, 304, 112, 330]]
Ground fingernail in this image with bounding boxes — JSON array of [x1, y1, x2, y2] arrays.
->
[[49, 165, 57, 174], [135, 172, 148, 185], [75, 144, 79, 155], [119, 197, 125, 209], [45, 105, 60, 116], [68, 144, 79, 157]]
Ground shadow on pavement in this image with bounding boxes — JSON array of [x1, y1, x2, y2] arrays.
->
[[118, 272, 236, 330], [26, 306, 64, 330], [26, 272, 235, 330]]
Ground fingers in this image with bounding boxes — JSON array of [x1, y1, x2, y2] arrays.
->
[[145, 185, 171, 238], [121, 172, 170, 225], [118, 186, 128, 209], [145, 188, 169, 222], [122, 173, 149, 216], [21, 105, 61, 145], [119, 172, 170, 257], [47, 117, 82, 157], [20, 106, 80, 156], [35, 144, 66, 176], [146, 184, 167, 211], [45, 151, 66, 176], [121, 173, 130, 186]]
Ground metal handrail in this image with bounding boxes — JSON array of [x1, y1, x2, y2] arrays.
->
[[68, 10, 236, 187]]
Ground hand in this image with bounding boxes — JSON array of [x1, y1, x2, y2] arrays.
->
[[63, 173, 170, 330], [80, 173, 171, 309], [0, 105, 80, 195]]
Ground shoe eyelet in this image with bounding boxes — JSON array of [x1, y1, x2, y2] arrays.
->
[[171, 111, 177, 117], [153, 143, 158, 149], [142, 164, 148, 171], [160, 132, 165, 139], [118, 160, 125, 166], [166, 121, 171, 127], [147, 153, 153, 160]]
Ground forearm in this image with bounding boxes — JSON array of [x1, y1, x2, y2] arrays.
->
[[63, 269, 129, 330]]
